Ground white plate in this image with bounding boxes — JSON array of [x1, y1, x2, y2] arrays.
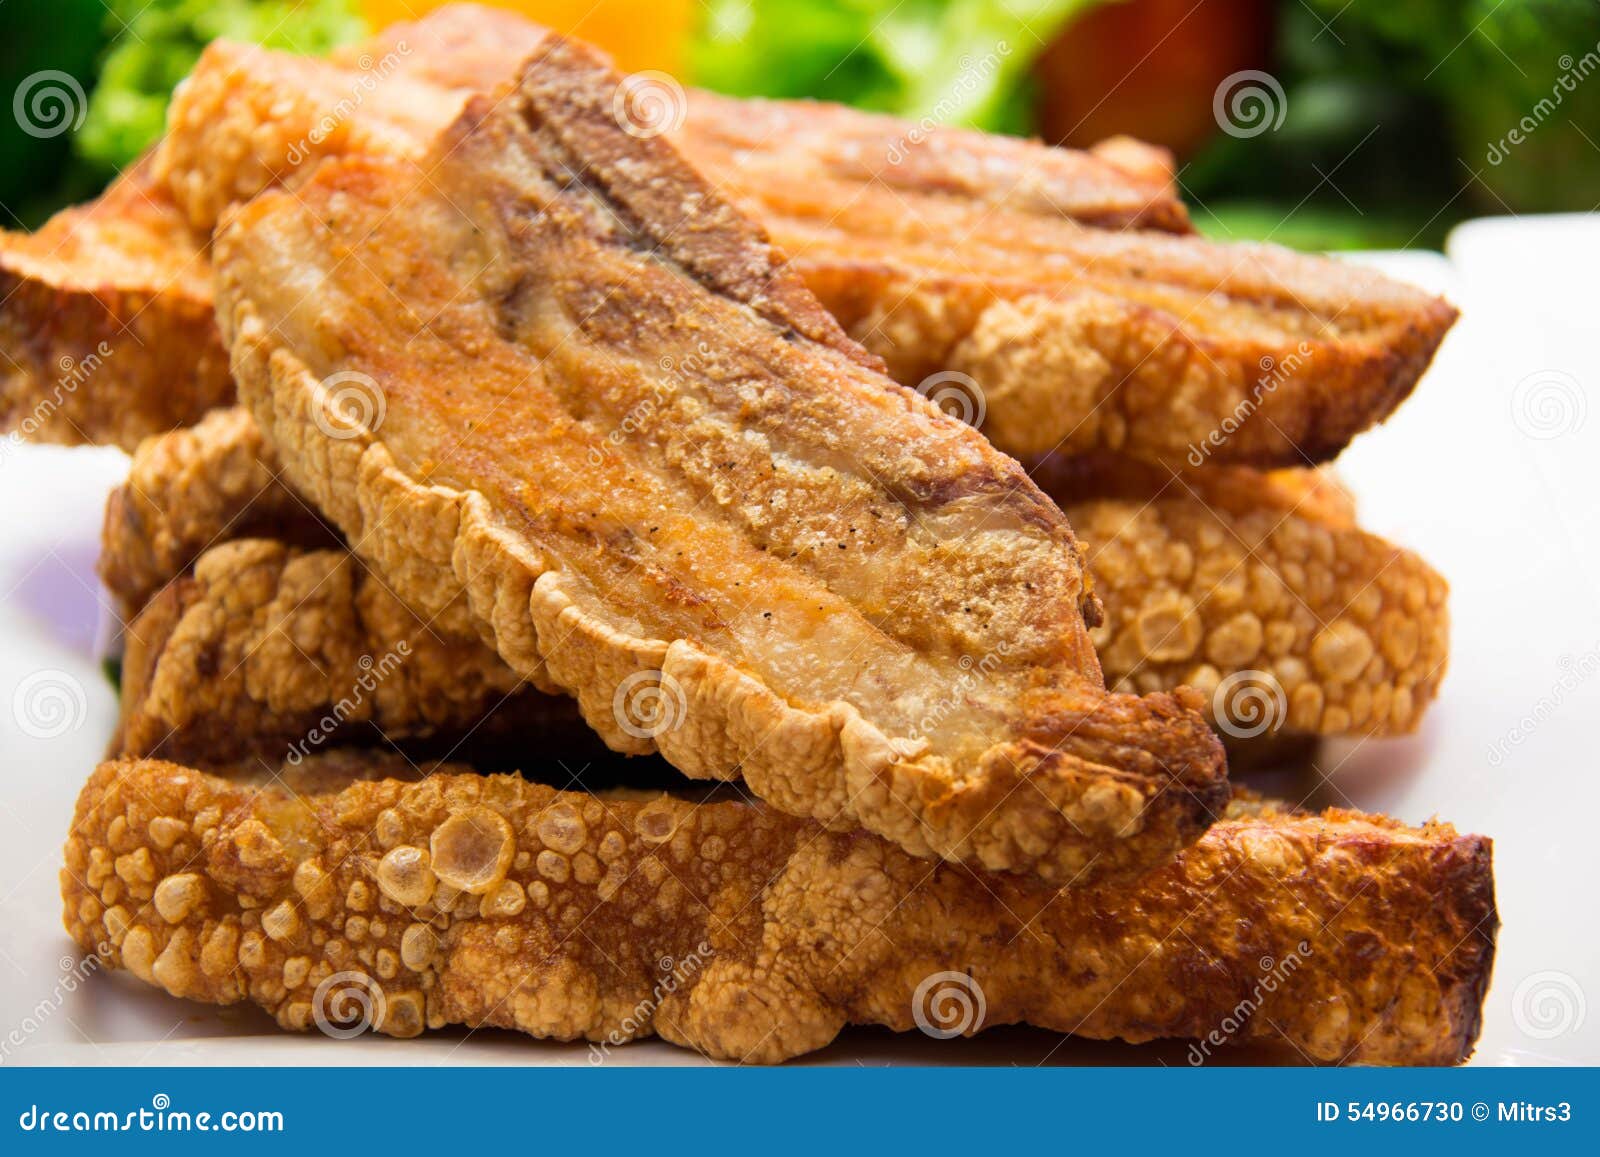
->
[[2, 223, 1595, 1066]]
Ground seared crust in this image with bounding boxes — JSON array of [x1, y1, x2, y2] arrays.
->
[[0, 160, 231, 450], [63, 756, 1497, 1064], [216, 37, 1228, 885], [162, 21, 1450, 472], [1050, 458, 1450, 736], [115, 539, 555, 766], [797, 243, 1455, 469], [100, 407, 335, 614], [3, 9, 1450, 469]]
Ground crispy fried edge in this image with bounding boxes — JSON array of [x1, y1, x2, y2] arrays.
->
[[112, 410, 1440, 742], [63, 756, 1496, 1064], [0, 160, 231, 450], [1042, 457, 1450, 736], [100, 407, 335, 615], [798, 255, 1457, 470], [114, 538, 572, 766]]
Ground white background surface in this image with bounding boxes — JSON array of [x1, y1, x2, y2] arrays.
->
[[0, 218, 1595, 1066]]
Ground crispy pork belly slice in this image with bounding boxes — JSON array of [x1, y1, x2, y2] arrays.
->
[[114, 539, 572, 767], [1045, 456, 1450, 737], [162, 5, 1186, 239], [103, 408, 1435, 763], [0, 160, 231, 450], [8, 8, 1443, 469], [159, 26, 1450, 471], [779, 213, 1456, 469], [100, 407, 337, 614], [215, 37, 1227, 885], [102, 409, 1442, 749], [64, 756, 1496, 1064]]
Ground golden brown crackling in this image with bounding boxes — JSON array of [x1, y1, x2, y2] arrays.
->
[[789, 231, 1456, 469], [100, 408, 335, 614], [115, 539, 555, 765], [160, 7, 1186, 239], [0, 160, 232, 450], [156, 19, 1445, 473], [98, 407, 1398, 751], [1039, 456, 1450, 736], [63, 756, 1496, 1064], [215, 36, 1227, 885], [15, 10, 1425, 471]]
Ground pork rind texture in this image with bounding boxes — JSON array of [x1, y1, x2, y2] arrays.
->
[[64, 758, 1496, 1065], [115, 539, 553, 765], [100, 407, 334, 614]]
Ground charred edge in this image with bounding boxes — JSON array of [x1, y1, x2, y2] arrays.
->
[[1443, 834, 1498, 1064]]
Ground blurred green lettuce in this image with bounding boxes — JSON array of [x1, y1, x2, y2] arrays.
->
[[691, 0, 1100, 134], [76, 0, 367, 175]]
